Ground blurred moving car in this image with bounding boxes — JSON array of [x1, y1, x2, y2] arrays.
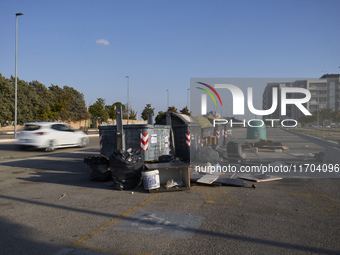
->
[[17, 122, 89, 151]]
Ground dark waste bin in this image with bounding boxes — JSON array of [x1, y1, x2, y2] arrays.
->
[[99, 124, 171, 161], [156, 112, 201, 162]]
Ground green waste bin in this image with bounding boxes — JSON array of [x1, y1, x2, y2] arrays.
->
[[246, 120, 266, 140]]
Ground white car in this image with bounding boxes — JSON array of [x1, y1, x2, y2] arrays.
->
[[17, 122, 89, 151]]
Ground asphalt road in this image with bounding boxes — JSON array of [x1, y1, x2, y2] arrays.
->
[[0, 132, 339, 255]]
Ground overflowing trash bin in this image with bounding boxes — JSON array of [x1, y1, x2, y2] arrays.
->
[[99, 124, 171, 161], [156, 112, 201, 162]]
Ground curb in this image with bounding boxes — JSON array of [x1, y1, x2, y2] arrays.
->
[[282, 128, 338, 147], [0, 132, 15, 135], [0, 139, 18, 143], [0, 134, 99, 143]]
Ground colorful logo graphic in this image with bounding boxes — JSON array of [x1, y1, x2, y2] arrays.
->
[[196, 82, 223, 106]]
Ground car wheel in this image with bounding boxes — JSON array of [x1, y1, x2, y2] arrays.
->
[[45, 140, 55, 152], [17, 145, 27, 150], [79, 137, 88, 148]]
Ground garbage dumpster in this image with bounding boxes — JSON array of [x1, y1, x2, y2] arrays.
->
[[156, 112, 201, 162], [99, 124, 171, 161]]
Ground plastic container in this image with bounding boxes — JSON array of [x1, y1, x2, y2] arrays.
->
[[142, 170, 160, 190], [246, 120, 267, 140]]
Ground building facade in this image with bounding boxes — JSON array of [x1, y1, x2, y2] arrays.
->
[[262, 74, 340, 122]]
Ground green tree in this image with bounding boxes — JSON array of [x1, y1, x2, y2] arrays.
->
[[35, 106, 58, 120], [108, 102, 125, 119], [49, 85, 72, 121], [62, 86, 89, 121], [16, 78, 39, 123], [141, 104, 155, 121], [0, 73, 88, 124], [155, 111, 165, 122], [128, 108, 137, 120], [0, 74, 14, 124], [333, 111, 340, 123], [298, 114, 316, 126], [167, 106, 178, 113], [319, 108, 334, 123], [89, 98, 108, 122], [105, 105, 114, 119], [180, 106, 190, 116], [30, 80, 54, 121]]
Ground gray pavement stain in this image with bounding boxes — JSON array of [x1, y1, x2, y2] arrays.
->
[[113, 211, 205, 239]]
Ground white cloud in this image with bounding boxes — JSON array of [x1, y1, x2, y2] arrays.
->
[[96, 39, 109, 46]]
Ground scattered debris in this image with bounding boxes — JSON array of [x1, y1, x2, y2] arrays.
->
[[227, 141, 246, 161], [288, 153, 315, 160], [190, 173, 245, 187], [197, 174, 219, 184], [145, 162, 190, 192], [250, 139, 289, 151], [59, 193, 66, 200], [194, 147, 221, 162], [166, 179, 184, 189], [158, 154, 181, 163], [84, 156, 112, 182], [239, 174, 282, 182], [214, 177, 245, 187]]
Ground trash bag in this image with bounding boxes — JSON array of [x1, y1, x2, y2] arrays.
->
[[158, 154, 181, 163], [84, 156, 112, 182], [194, 147, 221, 162], [211, 144, 229, 160], [109, 149, 144, 190]]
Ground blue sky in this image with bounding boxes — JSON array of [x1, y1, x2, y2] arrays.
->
[[1, 0, 339, 119]]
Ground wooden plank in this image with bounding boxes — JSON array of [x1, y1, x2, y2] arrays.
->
[[239, 174, 282, 182]]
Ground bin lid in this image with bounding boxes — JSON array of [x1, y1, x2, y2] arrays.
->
[[192, 116, 213, 128], [155, 112, 201, 127], [99, 124, 170, 130]]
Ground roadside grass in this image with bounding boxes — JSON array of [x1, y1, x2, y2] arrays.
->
[[294, 128, 340, 143]]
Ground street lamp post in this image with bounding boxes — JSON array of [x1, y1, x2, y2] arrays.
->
[[126, 76, 129, 125], [166, 90, 169, 110], [15, 13, 23, 138], [187, 88, 190, 111]]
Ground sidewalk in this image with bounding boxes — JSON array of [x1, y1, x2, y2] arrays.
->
[[0, 132, 15, 143]]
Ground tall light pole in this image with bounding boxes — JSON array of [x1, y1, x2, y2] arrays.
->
[[187, 88, 190, 111], [317, 94, 319, 128], [125, 76, 129, 125], [166, 90, 169, 110], [15, 13, 23, 138]]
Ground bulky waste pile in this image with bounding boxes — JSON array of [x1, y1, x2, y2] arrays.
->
[[84, 149, 180, 190]]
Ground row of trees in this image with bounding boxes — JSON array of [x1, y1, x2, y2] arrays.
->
[[88, 99, 191, 123], [299, 108, 340, 126], [0, 73, 191, 126], [0, 73, 88, 125]]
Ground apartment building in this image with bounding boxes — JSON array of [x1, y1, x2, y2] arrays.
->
[[262, 74, 340, 121]]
